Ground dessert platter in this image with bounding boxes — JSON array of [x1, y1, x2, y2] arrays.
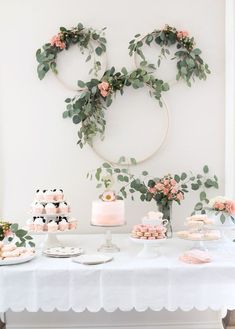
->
[[176, 214, 221, 250], [43, 246, 84, 258], [91, 191, 125, 252], [27, 189, 78, 248], [0, 241, 35, 266], [130, 211, 168, 258]]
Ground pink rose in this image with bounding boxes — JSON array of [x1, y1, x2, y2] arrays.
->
[[163, 188, 169, 195], [164, 179, 169, 186], [98, 81, 110, 97], [100, 90, 108, 97], [155, 183, 164, 191], [51, 34, 65, 49], [177, 192, 184, 200], [170, 179, 177, 186], [177, 31, 188, 39], [148, 187, 157, 194], [225, 201, 235, 214], [4, 229, 12, 237], [171, 187, 178, 194]]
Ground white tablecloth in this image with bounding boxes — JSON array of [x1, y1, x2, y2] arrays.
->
[[1, 234, 235, 312]]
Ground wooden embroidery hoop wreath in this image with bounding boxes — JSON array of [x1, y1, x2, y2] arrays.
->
[[91, 95, 170, 166]]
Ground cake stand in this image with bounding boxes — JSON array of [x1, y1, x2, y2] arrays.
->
[[91, 223, 124, 253], [26, 229, 78, 249], [130, 237, 166, 258], [177, 236, 221, 251]]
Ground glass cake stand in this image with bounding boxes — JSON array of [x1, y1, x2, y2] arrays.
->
[[91, 223, 125, 253]]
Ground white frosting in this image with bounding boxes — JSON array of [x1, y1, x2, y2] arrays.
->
[[60, 218, 68, 224], [33, 203, 44, 210], [45, 203, 56, 209], [47, 221, 58, 228], [34, 217, 44, 225], [44, 190, 54, 196], [91, 200, 125, 226], [59, 202, 68, 208]]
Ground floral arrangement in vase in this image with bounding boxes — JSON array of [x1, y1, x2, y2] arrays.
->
[[0, 221, 35, 247], [207, 196, 235, 224], [87, 159, 219, 236]]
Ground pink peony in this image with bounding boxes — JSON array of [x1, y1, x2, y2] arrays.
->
[[177, 192, 184, 201], [148, 187, 157, 194], [4, 229, 13, 237]]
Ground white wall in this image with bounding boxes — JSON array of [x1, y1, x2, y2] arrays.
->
[[0, 0, 225, 233]]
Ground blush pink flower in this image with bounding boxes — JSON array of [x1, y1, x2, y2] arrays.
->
[[163, 188, 169, 195], [51, 34, 66, 49], [148, 187, 157, 194], [155, 183, 164, 191], [177, 192, 184, 201], [4, 229, 12, 237], [164, 179, 169, 186], [170, 179, 177, 186], [101, 190, 116, 202], [171, 187, 178, 194], [225, 201, 235, 214], [177, 31, 189, 39], [98, 81, 110, 98]]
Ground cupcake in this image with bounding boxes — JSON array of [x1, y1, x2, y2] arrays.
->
[[44, 190, 55, 202], [32, 202, 44, 214], [35, 189, 44, 201], [68, 217, 78, 230], [54, 189, 64, 202], [34, 217, 45, 232], [45, 202, 57, 214], [47, 221, 58, 232], [59, 218, 69, 231], [26, 218, 35, 231], [59, 202, 69, 214]]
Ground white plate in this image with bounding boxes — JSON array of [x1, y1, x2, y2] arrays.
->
[[0, 253, 36, 266], [130, 237, 167, 245], [72, 254, 113, 265], [43, 247, 84, 258]]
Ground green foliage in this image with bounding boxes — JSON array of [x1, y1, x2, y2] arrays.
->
[[63, 67, 169, 147], [36, 23, 107, 79], [0, 221, 35, 247], [128, 24, 210, 87], [88, 162, 219, 216]]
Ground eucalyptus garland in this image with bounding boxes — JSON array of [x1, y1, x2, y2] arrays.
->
[[63, 67, 169, 148], [36, 22, 107, 80], [129, 24, 210, 86]]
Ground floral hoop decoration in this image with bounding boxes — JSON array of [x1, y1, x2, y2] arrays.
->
[[36, 22, 107, 81], [63, 66, 169, 148], [128, 24, 211, 87]]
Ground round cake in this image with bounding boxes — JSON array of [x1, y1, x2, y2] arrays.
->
[[91, 200, 125, 226]]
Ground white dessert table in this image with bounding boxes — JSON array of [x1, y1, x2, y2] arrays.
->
[[0, 234, 235, 326]]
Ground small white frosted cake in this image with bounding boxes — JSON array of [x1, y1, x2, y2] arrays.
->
[[91, 200, 125, 226]]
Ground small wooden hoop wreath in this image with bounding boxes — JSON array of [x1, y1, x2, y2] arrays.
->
[[91, 96, 170, 166]]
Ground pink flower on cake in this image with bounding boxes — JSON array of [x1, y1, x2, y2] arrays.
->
[[98, 81, 110, 97], [101, 190, 116, 202]]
